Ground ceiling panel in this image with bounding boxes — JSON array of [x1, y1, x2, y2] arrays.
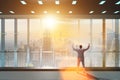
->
[[0, 0, 119, 16]]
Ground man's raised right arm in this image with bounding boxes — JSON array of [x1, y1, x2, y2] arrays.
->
[[72, 44, 77, 51]]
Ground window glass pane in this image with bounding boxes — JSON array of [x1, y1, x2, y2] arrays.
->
[[79, 19, 90, 45], [53, 19, 78, 68], [17, 19, 27, 67], [119, 19, 120, 67], [5, 19, 14, 67], [106, 19, 115, 67], [79, 19, 91, 67], [30, 19, 42, 67], [92, 19, 103, 67], [0, 19, 1, 51]]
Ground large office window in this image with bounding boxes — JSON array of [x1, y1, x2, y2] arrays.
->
[[0, 18, 120, 68], [5, 19, 14, 67], [17, 19, 27, 67]]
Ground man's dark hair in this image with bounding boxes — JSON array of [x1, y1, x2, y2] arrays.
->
[[79, 45, 82, 49]]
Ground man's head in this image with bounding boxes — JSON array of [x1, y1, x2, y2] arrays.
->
[[79, 45, 82, 49]]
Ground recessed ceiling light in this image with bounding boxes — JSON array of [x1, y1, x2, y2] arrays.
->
[[101, 11, 107, 14], [0, 11, 2, 14], [114, 11, 119, 14], [89, 11, 94, 14], [38, 0, 43, 5], [55, 0, 60, 5], [44, 11, 48, 14], [9, 11, 15, 14], [20, 0, 27, 5], [72, 0, 77, 5], [69, 11, 72, 14], [115, 1, 120, 5], [99, 0, 106, 5], [31, 11, 35, 14], [56, 11, 60, 14]]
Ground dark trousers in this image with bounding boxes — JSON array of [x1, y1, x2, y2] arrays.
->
[[77, 57, 85, 67]]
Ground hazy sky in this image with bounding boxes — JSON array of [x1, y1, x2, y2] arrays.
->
[[0, 19, 120, 51]]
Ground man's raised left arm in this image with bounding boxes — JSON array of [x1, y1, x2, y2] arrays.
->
[[84, 43, 90, 51]]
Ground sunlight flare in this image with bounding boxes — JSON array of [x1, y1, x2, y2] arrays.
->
[[42, 16, 56, 29]]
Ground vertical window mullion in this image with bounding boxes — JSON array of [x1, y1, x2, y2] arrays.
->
[[26, 19, 30, 66], [1, 18, 5, 67], [14, 18, 17, 67], [115, 19, 119, 67], [102, 19, 106, 67]]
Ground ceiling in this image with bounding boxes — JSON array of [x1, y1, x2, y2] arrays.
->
[[0, 0, 120, 16]]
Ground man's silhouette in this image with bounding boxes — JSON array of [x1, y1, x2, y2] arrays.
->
[[72, 44, 90, 68]]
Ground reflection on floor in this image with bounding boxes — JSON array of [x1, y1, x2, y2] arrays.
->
[[60, 67, 108, 80], [0, 67, 119, 80]]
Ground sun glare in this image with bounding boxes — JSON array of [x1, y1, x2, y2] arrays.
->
[[42, 16, 56, 29]]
